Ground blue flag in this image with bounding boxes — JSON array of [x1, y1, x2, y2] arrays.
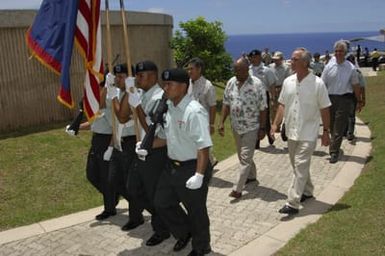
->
[[26, 0, 80, 108]]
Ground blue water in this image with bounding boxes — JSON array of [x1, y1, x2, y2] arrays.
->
[[225, 31, 385, 60]]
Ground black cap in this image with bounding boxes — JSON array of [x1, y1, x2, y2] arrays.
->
[[248, 49, 261, 57], [161, 68, 189, 85], [113, 63, 128, 74], [135, 60, 158, 73]]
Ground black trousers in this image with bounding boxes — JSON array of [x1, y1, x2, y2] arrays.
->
[[154, 159, 212, 251], [256, 91, 272, 145], [106, 136, 143, 221], [329, 94, 355, 155], [86, 133, 112, 195], [128, 146, 169, 236]]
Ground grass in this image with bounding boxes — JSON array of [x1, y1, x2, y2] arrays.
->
[[276, 71, 385, 255], [0, 85, 236, 231]]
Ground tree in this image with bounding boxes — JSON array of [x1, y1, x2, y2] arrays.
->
[[170, 17, 233, 82]]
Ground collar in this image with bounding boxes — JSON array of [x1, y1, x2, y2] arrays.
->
[[168, 94, 192, 111]]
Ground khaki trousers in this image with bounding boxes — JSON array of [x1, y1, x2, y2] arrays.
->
[[232, 129, 258, 192], [287, 140, 316, 209]]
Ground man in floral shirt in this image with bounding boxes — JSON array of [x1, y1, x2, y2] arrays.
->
[[218, 57, 267, 199]]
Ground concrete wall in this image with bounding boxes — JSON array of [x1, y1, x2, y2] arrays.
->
[[0, 10, 173, 133]]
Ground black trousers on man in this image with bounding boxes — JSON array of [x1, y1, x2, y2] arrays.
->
[[256, 91, 273, 148], [106, 136, 143, 222], [128, 146, 170, 237], [86, 133, 112, 211], [329, 94, 355, 156], [154, 159, 212, 252]]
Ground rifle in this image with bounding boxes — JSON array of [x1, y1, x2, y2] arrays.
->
[[139, 93, 168, 152], [66, 100, 84, 135]]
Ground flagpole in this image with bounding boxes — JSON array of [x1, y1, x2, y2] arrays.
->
[[119, 0, 141, 141], [104, 0, 118, 147]]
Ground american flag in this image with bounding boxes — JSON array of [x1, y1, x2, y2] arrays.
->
[[75, 0, 103, 120], [26, 0, 102, 120]]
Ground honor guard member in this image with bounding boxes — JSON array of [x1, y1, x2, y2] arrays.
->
[[248, 49, 278, 148], [154, 68, 213, 256], [65, 80, 114, 220], [104, 64, 144, 230], [123, 60, 171, 246]]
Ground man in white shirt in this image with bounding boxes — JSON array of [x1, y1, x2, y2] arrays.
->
[[321, 40, 362, 163], [271, 48, 331, 215]]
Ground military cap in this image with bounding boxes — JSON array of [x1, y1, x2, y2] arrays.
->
[[248, 49, 261, 57], [113, 63, 128, 74], [135, 60, 158, 73], [161, 68, 189, 85]]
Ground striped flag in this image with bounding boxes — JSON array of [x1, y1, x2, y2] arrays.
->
[[26, 0, 103, 120]]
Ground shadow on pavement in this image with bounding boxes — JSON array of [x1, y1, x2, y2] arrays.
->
[[209, 176, 233, 188], [230, 185, 287, 204], [279, 200, 351, 221]]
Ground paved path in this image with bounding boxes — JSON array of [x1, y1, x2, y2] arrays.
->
[[0, 119, 371, 256]]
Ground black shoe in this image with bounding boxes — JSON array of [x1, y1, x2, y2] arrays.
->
[[121, 219, 144, 231], [347, 134, 355, 141], [145, 233, 170, 246], [329, 153, 339, 164], [300, 194, 314, 203], [246, 178, 256, 184], [187, 247, 212, 256], [173, 233, 191, 252], [278, 205, 299, 215], [268, 135, 275, 145], [95, 210, 116, 220]]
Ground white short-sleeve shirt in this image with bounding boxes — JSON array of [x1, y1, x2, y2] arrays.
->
[[279, 73, 331, 141]]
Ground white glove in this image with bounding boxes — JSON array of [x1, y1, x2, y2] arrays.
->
[[125, 77, 135, 92], [135, 141, 148, 161], [106, 84, 119, 100], [185, 172, 204, 190], [65, 125, 75, 136], [128, 90, 141, 108], [103, 146, 114, 161], [105, 72, 115, 87]]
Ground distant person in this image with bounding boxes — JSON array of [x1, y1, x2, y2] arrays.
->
[[356, 44, 361, 62], [321, 40, 362, 164], [371, 48, 381, 71], [345, 54, 366, 141], [269, 51, 291, 132], [248, 49, 277, 148], [364, 47, 370, 66], [324, 50, 331, 65], [187, 57, 218, 167], [219, 57, 267, 199], [310, 52, 325, 77], [262, 48, 272, 65], [271, 47, 331, 215]]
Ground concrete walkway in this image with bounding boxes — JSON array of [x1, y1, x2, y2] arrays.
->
[[0, 119, 371, 256]]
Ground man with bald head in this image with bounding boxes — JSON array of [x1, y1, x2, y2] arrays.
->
[[219, 58, 267, 199]]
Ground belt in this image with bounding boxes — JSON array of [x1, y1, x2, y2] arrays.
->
[[329, 93, 354, 98], [169, 158, 197, 168], [121, 135, 136, 142]]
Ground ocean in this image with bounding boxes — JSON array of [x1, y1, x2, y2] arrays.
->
[[225, 31, 385, 60]]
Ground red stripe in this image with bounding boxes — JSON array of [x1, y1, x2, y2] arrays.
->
[[26, 29, 62, 73]]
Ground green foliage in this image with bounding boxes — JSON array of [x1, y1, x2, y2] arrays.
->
[[170, 17, 233, 82]]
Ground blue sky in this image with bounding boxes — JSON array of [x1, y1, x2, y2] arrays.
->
[[1, 0, 384, 35]]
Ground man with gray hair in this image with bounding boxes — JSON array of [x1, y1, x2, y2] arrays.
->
[[321, 40, 363, 163], [271, 48, 331, 214]]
